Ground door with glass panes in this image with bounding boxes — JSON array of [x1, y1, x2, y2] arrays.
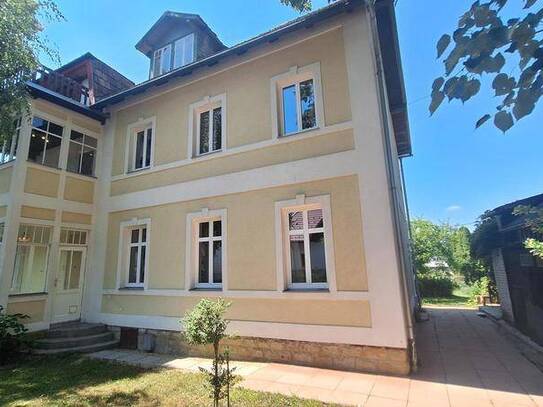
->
[[52, 229, 88, 323]]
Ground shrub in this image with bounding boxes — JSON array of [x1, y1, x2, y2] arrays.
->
[[0, 305, 30, 365], [469, 276, 490, 305], [182, 299, 239, 407], [418, 272, 455, 297]]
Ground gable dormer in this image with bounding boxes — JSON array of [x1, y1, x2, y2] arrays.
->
[[136, 11, 226, 79]]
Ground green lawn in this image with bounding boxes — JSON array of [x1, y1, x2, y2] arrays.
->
[[0, 354, 337, 407], [422, 286, 475, 308]]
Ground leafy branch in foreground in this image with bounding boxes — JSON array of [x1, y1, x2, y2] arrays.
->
[[513, 204, 543, 258], [431, 0, 543, 132]]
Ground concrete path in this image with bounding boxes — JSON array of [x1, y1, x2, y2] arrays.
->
[[89, 308, 543, 406]]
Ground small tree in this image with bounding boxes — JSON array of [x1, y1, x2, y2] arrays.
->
[[182, 299, 238, 407]]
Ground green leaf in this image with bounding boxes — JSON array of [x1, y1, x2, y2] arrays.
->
[[437, 34, 451, 58], [429, 90, 445, 115], [494, 110, 514, 132], [513, 88, 537, 120], [475, 114, 491, 128], [492, 73, 516, 96], [432, 77, 445, 91], [524, 0, 537, 8]]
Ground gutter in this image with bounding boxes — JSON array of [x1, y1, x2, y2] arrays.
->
[[366, 0, 417, 370]]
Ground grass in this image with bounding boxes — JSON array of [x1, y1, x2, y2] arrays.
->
[[422, 285, 475, 308], [0, 354, 337, 407]]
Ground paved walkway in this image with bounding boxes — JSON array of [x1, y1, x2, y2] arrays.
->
[[89, 308, 543, 406]]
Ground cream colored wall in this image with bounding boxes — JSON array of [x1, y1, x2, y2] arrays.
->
[[24, 167, 60, 198], [20, 205, 56, 221], [61, 211, 92, 225], [102, 295, 371, 327], [111, 28, 352, 177], [64, 176, 95, 204], [0, 206, 7, 219], [0, 166, 13, 194], [7, 299, 46, 323], [111, 128, 354, 195], [104, 175, 366, 292]]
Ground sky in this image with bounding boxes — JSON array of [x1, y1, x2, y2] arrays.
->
[[39, 0, 542, 229]]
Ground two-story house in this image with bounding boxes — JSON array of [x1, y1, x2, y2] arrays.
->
[[0, 0, 416, 374]]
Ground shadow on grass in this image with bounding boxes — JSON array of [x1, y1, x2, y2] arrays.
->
[[0, 354, 149, 406], [422, 294, 474, 307]]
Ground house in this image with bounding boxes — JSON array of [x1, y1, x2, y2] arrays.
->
[[483, 193, 543, 346], [0, 0, 416, 374]]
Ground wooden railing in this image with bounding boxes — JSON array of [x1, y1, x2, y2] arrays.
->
[[31, 66, 91, 105]]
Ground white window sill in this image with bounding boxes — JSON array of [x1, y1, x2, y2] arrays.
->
[[281, 126, 320, 138], [285, 286, 329, 292], [119, 286, 144, 291], [191, 285, 223, 291], [126, 166, 152, 175], [194, 149, 223, 160]]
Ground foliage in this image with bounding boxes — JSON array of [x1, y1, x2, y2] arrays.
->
[[417, 271, 456, 297], [469, 276, 491, 304], [280, 0, 312, 12], [513, 204, 543, 258], [471, 213, 501, 258], [0, 0, 63, 140], [431, 0, 543, 132], [0, 305, 30, 365], [182, 299, 239, 407]]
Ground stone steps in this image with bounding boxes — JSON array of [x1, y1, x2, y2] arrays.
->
[[33, 322, 118, 355]]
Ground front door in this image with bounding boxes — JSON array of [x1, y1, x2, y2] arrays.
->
[[52, 247, 86, 323]]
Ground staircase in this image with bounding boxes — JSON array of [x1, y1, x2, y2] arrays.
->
[[34, 322, 118, 355]]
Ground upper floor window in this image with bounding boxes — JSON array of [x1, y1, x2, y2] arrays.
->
[[271, 63, 324, 139], [174, 34, 195, 69], [152, 44, 172, 78], [189, 94, 226, 158], [0, 117, 21, 164], [67, 130, 97, 177], [28, 116, 63, 168], [127, 120, 154, 172]]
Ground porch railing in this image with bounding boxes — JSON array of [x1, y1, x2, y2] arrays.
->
[[31, 66, 91, 106]]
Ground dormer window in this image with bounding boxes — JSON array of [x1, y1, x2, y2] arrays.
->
[[152, 45, 172, 78], [174, 33, 194, 69]]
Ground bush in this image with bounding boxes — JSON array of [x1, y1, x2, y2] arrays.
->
[[418, 272, 455, 297], [0, 305, 30, 365]]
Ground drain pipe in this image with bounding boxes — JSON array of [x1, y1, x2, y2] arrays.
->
[[366, 0, 417, 370]]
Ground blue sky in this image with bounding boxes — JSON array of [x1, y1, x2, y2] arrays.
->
[[40, 0, 542, 228]]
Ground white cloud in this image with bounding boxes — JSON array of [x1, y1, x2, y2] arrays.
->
[[446, 205, 462, 212]]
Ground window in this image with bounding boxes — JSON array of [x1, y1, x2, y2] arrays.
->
[[189, 94, 226, 158], [126, 226, 147, 287], [198, 107, 222, 155], [271, 63, 324, 138], [196, 219, 223, 288], [276, 195, 335, 291], [174, 34, 195, 69], [60, 228, 87, 246], [67, 130, 97, 176], [28, 116, 63, 168], [1, 118, 21, 163], [281, 79, 316, 135], [127, 121, 154, 172], [152, 44, 172, 78], [10, 224, 52, 295]]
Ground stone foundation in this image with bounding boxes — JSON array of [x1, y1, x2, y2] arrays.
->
[[109, 326, 410, 375]]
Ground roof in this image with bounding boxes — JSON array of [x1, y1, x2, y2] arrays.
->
[[489, 193, 543, 217], [135, 11, 226, 55], [56, 52, 135, 86], [27, 82, 107, 123]]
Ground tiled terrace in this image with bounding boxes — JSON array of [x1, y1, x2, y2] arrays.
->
[[89, 308, 543, 406]]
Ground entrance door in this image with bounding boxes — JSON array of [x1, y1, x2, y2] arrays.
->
[[52, 247, 86, 323]]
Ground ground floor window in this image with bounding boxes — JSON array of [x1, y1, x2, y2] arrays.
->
[[196, 218, 223, 288], [127, 226, 147, 287], [10, 224, 52, 295]]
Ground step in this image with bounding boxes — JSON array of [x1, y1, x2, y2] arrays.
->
[[47, 323, 107, 339], [33, 339, 119, 355], [35, 332, 115, 350]]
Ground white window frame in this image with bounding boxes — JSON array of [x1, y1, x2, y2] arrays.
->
[[185, 208, 227, 290], [173, 33, 195, 69], [67, 129, 98, 177], [151, 44, 172, 78], [28, 115, 64, 168], [116, 218, 151, 289], [188, 94, 227, 158], [275, 194, 336, 291], [270, 62, 325, 139], [125, 118, 156, 173]]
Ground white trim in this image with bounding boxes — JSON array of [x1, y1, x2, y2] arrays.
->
[[95, 312, 405, 348], [188, 93, 227, 159], [113, 121, 351, 182], [125, 117, 156, 174], [275, 195, 336, 292], [116, 218, 151, 289], [270, 62, 325, 139], [185, 208, 227, 290], [7, 293, 48, 303]]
